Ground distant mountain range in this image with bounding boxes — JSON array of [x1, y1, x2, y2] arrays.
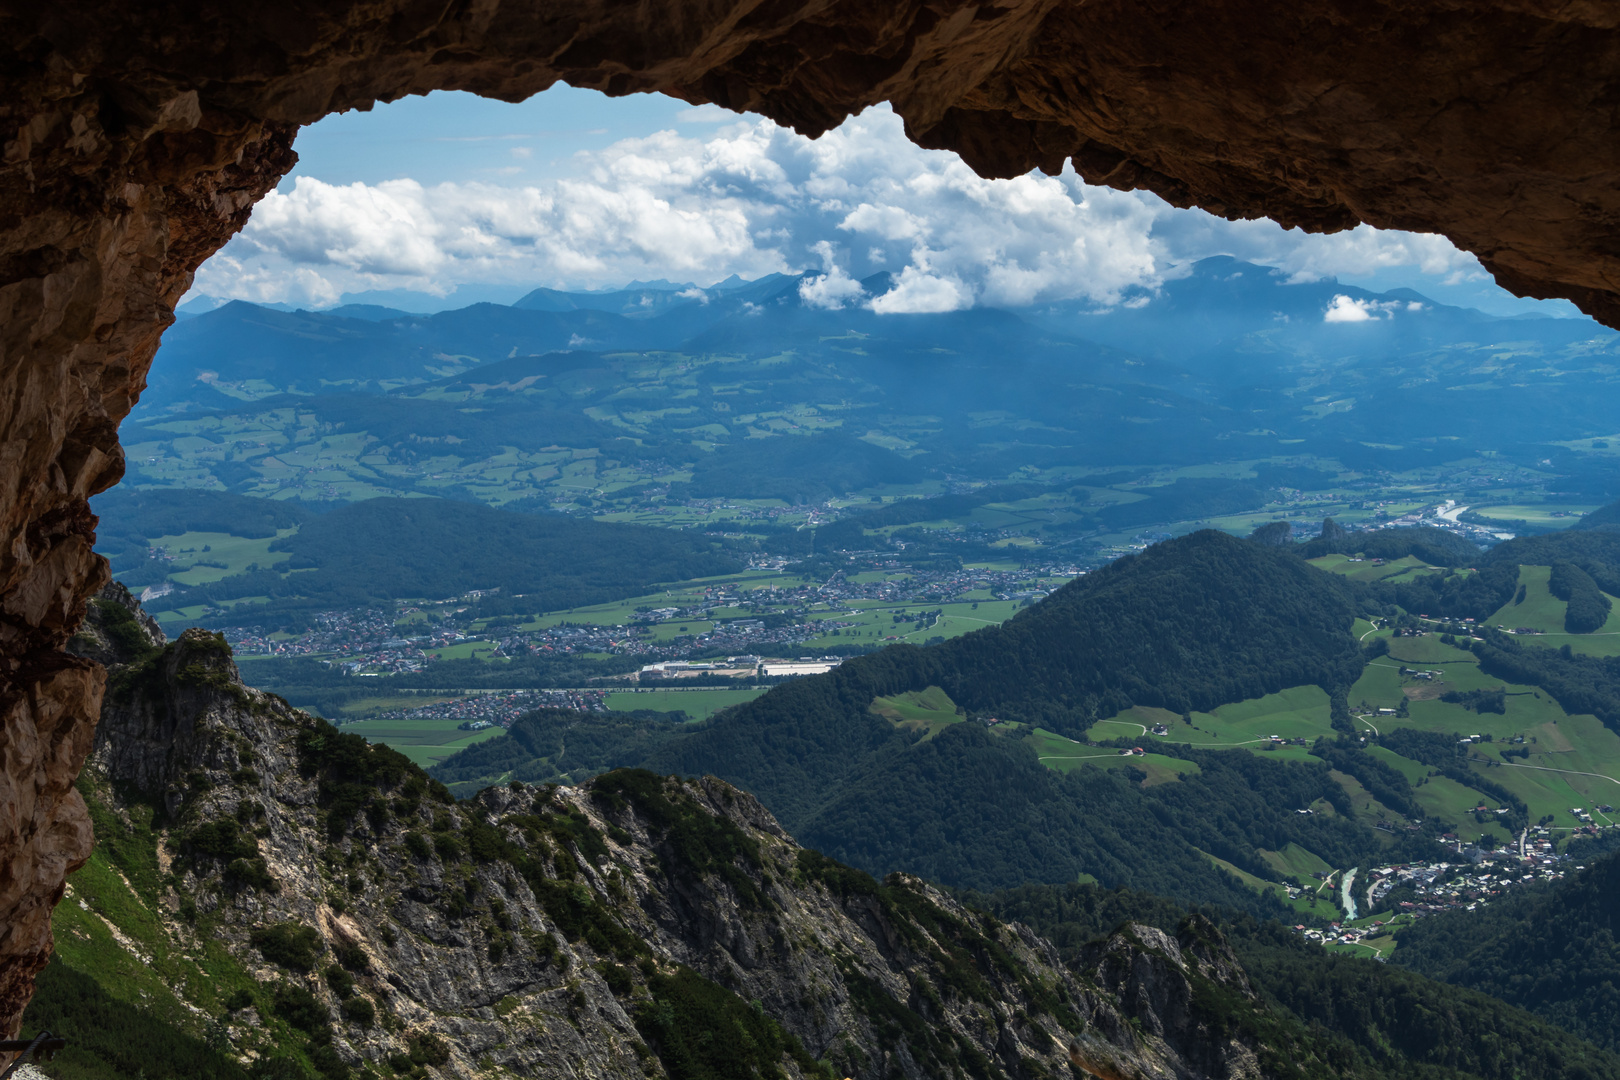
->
[[142, 257, 1620, 495]]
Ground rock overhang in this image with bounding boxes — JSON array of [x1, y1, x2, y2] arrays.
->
[[0, 0, 1617, 1038]]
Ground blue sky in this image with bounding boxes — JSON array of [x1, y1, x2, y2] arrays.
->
[[278, 87, 730, 189], [190, 86, 1584, 320]]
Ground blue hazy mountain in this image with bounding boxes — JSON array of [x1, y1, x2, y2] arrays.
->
[[141, 259, 1620, 493]]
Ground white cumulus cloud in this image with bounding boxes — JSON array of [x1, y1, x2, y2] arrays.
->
[[197, 103, 1504, 314], [1323, 294, 1408, 323]]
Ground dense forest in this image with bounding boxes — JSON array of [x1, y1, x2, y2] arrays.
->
[[784, 721, 1437, 897], [1391, 849, 1620, 1052], [1549, 560, 1613, 632], [974, 881, 1620, 1080], [147, 496, 743, 629], [92, 489, 317, 588], [913, 530, 1363, 726], [1298, 524, 1481, 566]]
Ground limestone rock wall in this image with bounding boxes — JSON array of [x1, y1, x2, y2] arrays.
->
[[71, 610, 1302, 1079], [1, 0, 1617, 1035]]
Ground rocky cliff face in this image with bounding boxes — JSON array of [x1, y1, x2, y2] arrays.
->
[[53, 597, 1330, 1080], [2, 0, 1618, 1031]]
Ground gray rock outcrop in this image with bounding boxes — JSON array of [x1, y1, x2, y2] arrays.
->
[[61, 597, 1321, 1079]]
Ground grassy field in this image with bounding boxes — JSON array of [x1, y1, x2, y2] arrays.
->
[[1469, 504, 1596, 529], [1382, 633, 1478, 666], [1201, 849, 1340, 919], [1097, 685, 1335, 748], [148, 528, 296, 586], [801, 597, 1024, 649], [1329, 768, 1408, 836], [319, 693, 463, 721], [1480, 565, 1620, 656], [1258, 842, 1333, 882], [1342, 631, 1620, 836], [1062, 635, 1620, 847], [432, 640, 504, 661], [1309, 553, 1446, 584], [1487, 565, 1568, 633], [341, 715, 506, 769], [604, 687, 766, 721], [870, 686, 964, 738], [1026, 727, 1200, 785]]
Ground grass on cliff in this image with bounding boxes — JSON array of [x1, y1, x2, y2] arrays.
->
[[26, 773, 332, 1080]]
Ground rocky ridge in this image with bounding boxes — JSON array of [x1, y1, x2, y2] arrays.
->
[[52, 593, 1340, 1080]]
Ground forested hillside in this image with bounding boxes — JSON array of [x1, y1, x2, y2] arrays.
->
[[434, 531, 1393, 905], [119, 495, 743, 628], [919, 529, 1363, 725], [788, 723, 1433, 896], [1299, 524, 1480, 566], [1391, 850, 1620, 1052], [974, 881, 1620, 1080]]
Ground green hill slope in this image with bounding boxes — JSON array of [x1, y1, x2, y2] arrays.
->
[[1392, 847, 1620, 1051], [435, 531, 1395, 906]]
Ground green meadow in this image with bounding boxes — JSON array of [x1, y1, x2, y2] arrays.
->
[[1345, 632, 1620, 835], [1309, 553, 1447, 584], [870, 686, 964, 739], [1202, 849, 1340, 920], [1097, 684, 1335, 748], [1469, 504, 1596, 529], [800, 598, 1024, 649], [1483, 564, 1620, 656], [1027, 726, 1199, 786], [339, 715, 506, 769], [1259, 842, 1333, 882], [146, 529, 296, 586]]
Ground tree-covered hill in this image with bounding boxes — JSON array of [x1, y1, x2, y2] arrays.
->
[[918, 529, 1363, 725], [642, 529, 1364, 811], [1299, 524, 1481, 566], [1576, 497, 1620, 530], [145, 495, 744, 626], [787, 722, 1427, 898], [434, 531, 1390, 905], [1391, 848, 1620, 1052]]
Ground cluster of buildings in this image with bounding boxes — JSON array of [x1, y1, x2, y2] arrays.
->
[[637, 656, 845, 681], [1293, 835, 1597, 950], [213, 542, 1068, 681], [228, 609, 472, 676], [361, 689, 606, 730]]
